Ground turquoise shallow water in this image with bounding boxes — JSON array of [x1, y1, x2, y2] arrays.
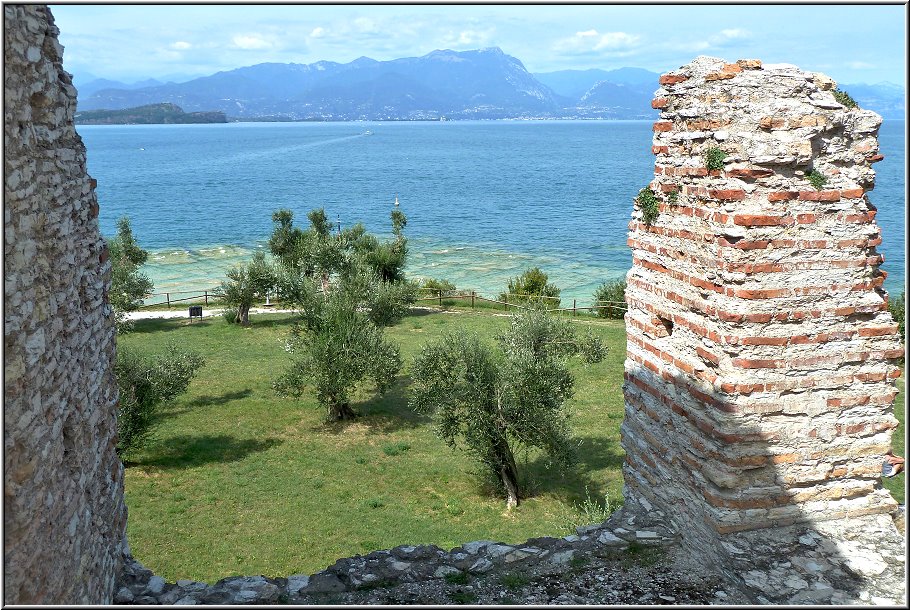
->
[[78, 119, 906, 304]]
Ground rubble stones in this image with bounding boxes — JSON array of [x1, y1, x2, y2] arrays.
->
[[114, 511, 729, 604]]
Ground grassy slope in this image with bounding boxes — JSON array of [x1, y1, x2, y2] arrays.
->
[[120, 309, 627, 582], [120, 309, 906, 583]]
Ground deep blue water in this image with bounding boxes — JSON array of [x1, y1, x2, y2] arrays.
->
[[78, 120, 906, 303]]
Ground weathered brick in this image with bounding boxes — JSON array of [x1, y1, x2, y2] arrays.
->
[[658, 73, 689, 85], [651, 97, 670, 109], [653, 120, 674, 132]]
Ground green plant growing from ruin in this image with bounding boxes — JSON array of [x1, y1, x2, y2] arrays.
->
[[409, 307, 605, 508], [115, 343, 205, 456], [705, 147, 727, 171], [890, 290, 905, 342], [108, 216, 154, 333], [667, 189, 679, 205], [500, 267, 561, 308], [807, 169, 827, 190], [832, 87, 858, 109], [635, 188, 660, 225]]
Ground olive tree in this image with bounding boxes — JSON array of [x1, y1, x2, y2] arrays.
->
[[273, 279, 401, 421], [220, 250, 275, 326], [409, 308, 606, 508], [108, 216, 154, 332]]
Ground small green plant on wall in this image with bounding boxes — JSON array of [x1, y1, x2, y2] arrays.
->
[[832, 88, 858, 109], [667, 189, 679, 205], [636, 187, 660, 225], [705, 147, 726, 171], [807, 169, 826, 190]]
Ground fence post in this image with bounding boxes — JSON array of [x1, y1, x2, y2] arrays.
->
[[573, 299, 576, 317], [439, 289, 442, 306], [504, 294, 508, 311], [471, 290, 475, 309], [166, 293, 170, 308], [204, 290, 208, 305]]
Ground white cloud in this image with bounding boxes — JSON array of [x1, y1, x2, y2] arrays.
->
[[231, 34, 272, 50], [309, 27, 325, 38], [170, 41, 192, 50], [720, 28, 749, 39], [554, 29, 640, 54], [593, 32, 640, 50], [848, 60, 875, 69]]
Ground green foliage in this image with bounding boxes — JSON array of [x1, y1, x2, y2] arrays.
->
[[499, 573, 530, 590], [667, 189, 679, 205], [273, 286, 402, 421], [807, 170, 827, 190], [705, 147, 727, 171], [364, 277, 420, 327], [593, 279, 626, 319], [221, 308, 238, 323], [421, 278, 457, 294], [220, 251, 275, 325], [500, 267, 561, 308], [444, 572, 470, 585], [891, 290, 905, 340], [635, 188, 660, 225], [108, 216, 154, 332], [553, 486, 618, 534], [115, 343, 205, 455], [449, 590, 477, 604], [832, 88, 858, 109], [409, 308, 606, 506], [268, 206, 410, 285]]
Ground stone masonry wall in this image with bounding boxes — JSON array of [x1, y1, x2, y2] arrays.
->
[[621, 55, 902, 558], [3, 5, 126, 604]]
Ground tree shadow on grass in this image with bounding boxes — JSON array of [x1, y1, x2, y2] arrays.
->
[[190, 388, 254, 408], [518, 435, 625, 503], [250, 314, 300, 331], [129, 317, 208, 334], [320, 376, 432, 435], [127, 434, 282, 470]]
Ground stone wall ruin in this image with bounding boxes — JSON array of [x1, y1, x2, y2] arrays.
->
[[621, 55, 905, 602], [4, 5, 126, 604]]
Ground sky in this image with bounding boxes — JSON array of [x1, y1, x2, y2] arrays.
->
[[49, 3, 908, 87]]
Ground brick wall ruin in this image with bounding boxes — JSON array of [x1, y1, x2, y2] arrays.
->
[[622, 55, 903, 589], [3, 5, 126, 604]]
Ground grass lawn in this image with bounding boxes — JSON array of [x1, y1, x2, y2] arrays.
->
[[120, 307, 906, 583], [120, 308, 628, 583]]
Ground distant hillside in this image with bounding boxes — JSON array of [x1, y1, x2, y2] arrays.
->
[[78, 48, 561, 121], [74, 103, 227, 125], [76, 51, 904, 122]]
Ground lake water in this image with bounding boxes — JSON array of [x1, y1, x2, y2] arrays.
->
[[79, 119, 906, 304]]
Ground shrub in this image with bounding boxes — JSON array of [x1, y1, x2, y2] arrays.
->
[[807, 169, 826, 190], [221, 308, 238, 323], [593, 279, 626, 319], [667, 189, 679, 205], [635, 188, 660, 225], [832, 88, 858, 109], [421, 277, 457, 294], [365, 278, 419, 327], [500, 267, 561, 308], [890, 290, 905, 340], [705, 147, 726, 171], [115, 343, 205, 455]]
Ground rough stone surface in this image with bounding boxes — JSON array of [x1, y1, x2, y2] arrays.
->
[[622, 55, 905, 603], [114, 510, 732, 605], [3, 4, 125, 604]]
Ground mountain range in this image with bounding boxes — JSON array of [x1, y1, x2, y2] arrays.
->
[[76, 48, 906, 121]]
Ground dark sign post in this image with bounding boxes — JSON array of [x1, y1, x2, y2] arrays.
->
[[188, 305, 203, 321]]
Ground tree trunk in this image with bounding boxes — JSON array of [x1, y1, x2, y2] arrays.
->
[[238, 303, 251, 326], [494, 436, 520, 509], [327, 400, 356, 421]]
